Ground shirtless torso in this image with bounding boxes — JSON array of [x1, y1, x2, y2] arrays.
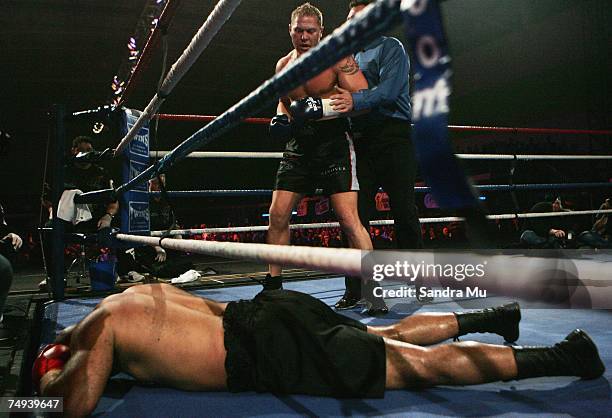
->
[[43, 285, 230, 417], [109, 289, 228, 391], [276, 51, 365, 114]]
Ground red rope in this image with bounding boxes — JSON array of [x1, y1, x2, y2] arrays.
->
[[447, 125, 612, 135], [154, 114, 612, 135], [156, 114, 270, 125]]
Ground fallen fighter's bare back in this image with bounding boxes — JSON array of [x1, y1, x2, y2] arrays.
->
[[50, 285, 229, 403], [107, 291, 228, 391]]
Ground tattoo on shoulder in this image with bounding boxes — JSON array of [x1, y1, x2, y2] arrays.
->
[[338, 56, 359, 75]]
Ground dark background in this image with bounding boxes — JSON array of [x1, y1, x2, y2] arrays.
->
[[1, 0, 610, 229]]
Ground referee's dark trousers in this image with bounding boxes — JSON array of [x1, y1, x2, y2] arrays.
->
[[345, 117, 423, 298]]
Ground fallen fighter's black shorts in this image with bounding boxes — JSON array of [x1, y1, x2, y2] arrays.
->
[[223, 289, 386, 398], [275, 119, 359, 195]]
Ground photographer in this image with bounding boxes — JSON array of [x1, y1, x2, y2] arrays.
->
[[0, 203, 22, 342], [64, 136, 118, 231], [117, 174, 194, 281], [520, 197, 572, 248], [40, 135, 118, 290]]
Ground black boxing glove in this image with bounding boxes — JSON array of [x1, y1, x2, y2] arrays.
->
[[289, 97, 342, 127], [269, 114, 293, 142], [289, 97, 324, 126]]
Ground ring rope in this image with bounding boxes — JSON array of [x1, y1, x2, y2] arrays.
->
[[152, 182, 612, 198], [447, 125, 612, 136], [114, 0, 243, 156], [149, 150, 612, 161], [156, 114, 270, 125], [115, 233, 612, 309], [151, 151, 284, 159], [150, 209, 612, 237], [154, 114, 612, 136], [116, 233, 364, 277], [511, 155, 612, 160], [116, 233, 612, 309]]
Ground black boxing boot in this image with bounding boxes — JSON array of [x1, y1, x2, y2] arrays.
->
[[334, 276, 362, 310], [262, 273, 283, 291], [454, 302, 521, 343], [512, 329, 605, 380], [362, 298, 389, 316], [334, 294, 361, 310], [361, 279, 389, 316]]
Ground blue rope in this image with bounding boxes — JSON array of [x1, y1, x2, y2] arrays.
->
[[155, 182, 612, 198], [158, 190, 273, 197], [472, 182, 612, 192]]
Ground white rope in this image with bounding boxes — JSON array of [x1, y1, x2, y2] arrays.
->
[[514, 155, 612, 160], [149, 151, 612, 161], [150, 151, 284, 159], [456, 154, 612, 160], [114, 0, 243, 157], [116, 234, 612, 308], [116, 234, 363, 277], [150, 209, 612, 237], [151, 219, 454, 237]]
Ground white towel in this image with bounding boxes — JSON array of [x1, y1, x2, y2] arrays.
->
[[171, 269, 201, 284], [57, 189, 93, 225]]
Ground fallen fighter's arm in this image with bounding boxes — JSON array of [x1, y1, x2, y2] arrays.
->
[[54, 323, 77, 345], [51, 294, 115, 346], [35, 308, 115, 418]]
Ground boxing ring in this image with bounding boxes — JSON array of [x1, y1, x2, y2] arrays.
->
[[35, 0, 611, 416], [39, 278, 611, 417]]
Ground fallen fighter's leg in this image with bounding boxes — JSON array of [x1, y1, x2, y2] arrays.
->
[[384, 329, 605, 389], [124, 283, 228, 316], [36, 291, 228, 418], [368, 302, 520, 345], [385, 338, 517, 388]]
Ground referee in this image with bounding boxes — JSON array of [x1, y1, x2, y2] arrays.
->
[[331, 0, 423, 314]]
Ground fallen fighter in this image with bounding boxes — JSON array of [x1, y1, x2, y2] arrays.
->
[[33, 284, 605, 417]]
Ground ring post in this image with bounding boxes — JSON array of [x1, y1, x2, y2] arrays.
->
[[50, 104, 66, 299], [120, 108, 151, 236]]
